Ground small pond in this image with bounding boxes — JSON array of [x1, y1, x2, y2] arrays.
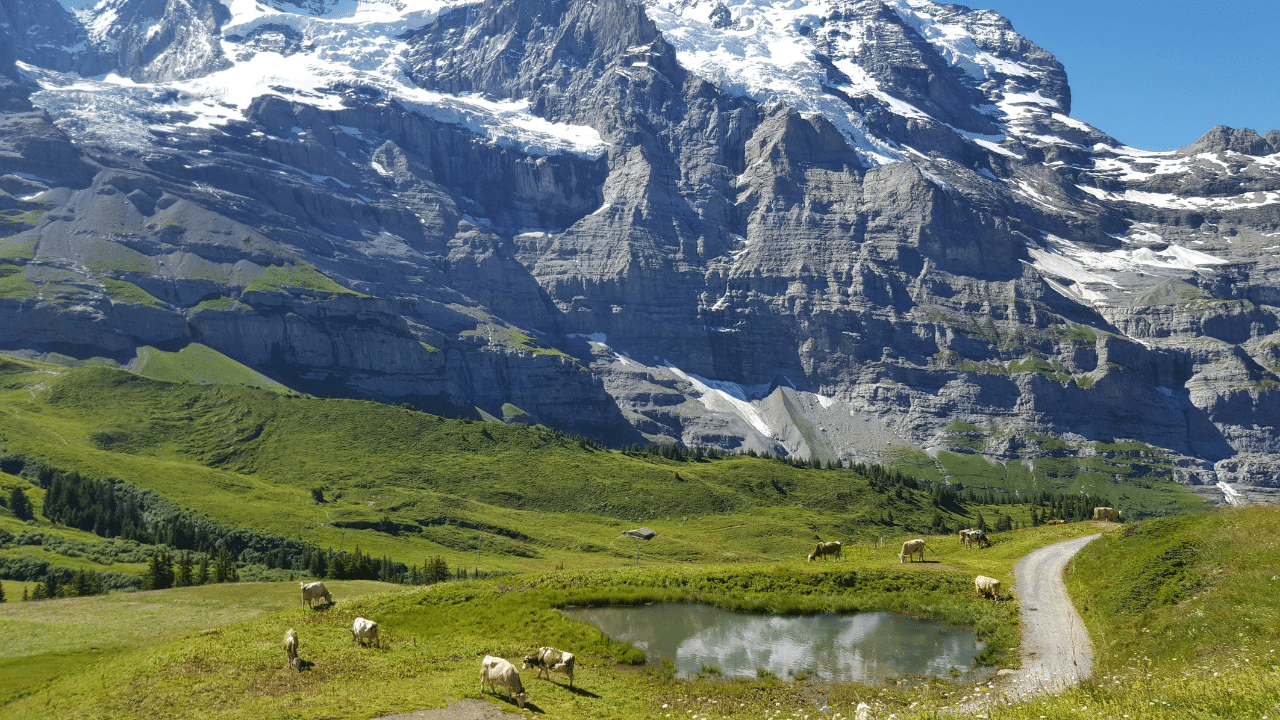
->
[[562, 604, 992, 684]]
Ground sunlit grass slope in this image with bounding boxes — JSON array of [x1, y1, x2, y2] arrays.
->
[[975, 506, 1280, 719], [129, 343, 288, 391], [0, 580, 395, 708], [0, 354, 1175, 577]]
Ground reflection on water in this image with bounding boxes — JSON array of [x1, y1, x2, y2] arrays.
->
[[562, 604, 990, 683]]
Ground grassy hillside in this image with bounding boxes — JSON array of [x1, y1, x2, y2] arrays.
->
[[0, 354, 1198, 580], [128, 343, 288, 391], [11, 512, 1276, 720], [990, 506, 1280, 719]]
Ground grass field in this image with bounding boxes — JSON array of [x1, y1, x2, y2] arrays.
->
[[0, 354, 1193, 581], [0, 353, 1243, 719], [2, 511, 1274, 719], [0, 522, 1103, 720]]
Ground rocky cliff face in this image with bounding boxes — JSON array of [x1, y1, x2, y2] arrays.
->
[[2, 0, 1278, 503]]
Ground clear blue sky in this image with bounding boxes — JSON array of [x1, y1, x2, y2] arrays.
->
[[975, 1, 1280, 151]]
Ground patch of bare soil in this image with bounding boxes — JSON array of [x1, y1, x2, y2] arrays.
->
[[377, 698, 519, 720]]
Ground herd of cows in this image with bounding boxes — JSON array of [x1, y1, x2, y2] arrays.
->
[[278, 512, 1127, 706], [804, 524, 1040, 602], [288, 581, 573, 709]]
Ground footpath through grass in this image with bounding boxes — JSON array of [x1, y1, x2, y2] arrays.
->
[[968, 506, 1280, 719]]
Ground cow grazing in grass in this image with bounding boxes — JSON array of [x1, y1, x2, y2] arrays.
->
[[283, 628, 299, 670], [963, 529, 990, 548], [975, 575, 1001, 599], [899, 538, 925, 563], [1093, 506, 1122, 522], [523, 646, 575, 687], [300, 581, 332, 608], [481, 655, 528, 708], [351, 617, 380, 647], [808, 540, 843, 562]]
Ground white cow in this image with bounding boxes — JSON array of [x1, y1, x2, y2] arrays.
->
[[975, 575, 1001, 599], [523, 646, 575, 686], [283, 628, 299, 670], [899, 538, 926, 563], [300, 581, 332, 608], [481, 655, 528, 708], [351, 617, 380, 647]]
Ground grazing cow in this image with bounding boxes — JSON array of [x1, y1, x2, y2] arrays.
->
[[481, 655, 528, 709], [283, 628, 299, 670], [963, 529, 990, 549], [975, 575, 1001, 599], [1093, 506, 1122, 522], [899, 538, 925, 563], [808, 540, 843, 562], [351, 617, 380, 647], [300, 581, 332, 608], [523, 646, 576, 687]]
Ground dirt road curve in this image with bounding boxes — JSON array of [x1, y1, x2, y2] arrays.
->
[[959, 533, 1100, 715], [994, 533, 1101, 705]]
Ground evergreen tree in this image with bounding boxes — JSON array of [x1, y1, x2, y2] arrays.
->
[[425, 556, 449, 584], [147, 550, 175, 590], [975, 511, 988, 532], [213, 549, 238, 583], [0, 578, 5, 603], [23, 587, 31, 601], [9, 486, 34, 521], [176, 551, 194, 587], [196, 555, 210, 585]]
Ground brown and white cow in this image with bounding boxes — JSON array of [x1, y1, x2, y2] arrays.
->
[[963, 529, 990, 549], [808, 540, 843, 562], [523, 646, 575, 687]]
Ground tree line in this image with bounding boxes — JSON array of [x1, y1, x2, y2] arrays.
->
[[0, 453, 466, 597]]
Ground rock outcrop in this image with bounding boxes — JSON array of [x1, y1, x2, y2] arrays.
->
[[1, 0, 1278, 501]]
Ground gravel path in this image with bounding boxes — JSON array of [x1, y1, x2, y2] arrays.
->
[[963, 533, 1100, 713]]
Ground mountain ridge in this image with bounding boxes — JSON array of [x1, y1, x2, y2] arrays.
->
[[1, 0, 1278, 503]]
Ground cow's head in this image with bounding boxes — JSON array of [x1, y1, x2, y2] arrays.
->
[[514, 690, 528, 708]]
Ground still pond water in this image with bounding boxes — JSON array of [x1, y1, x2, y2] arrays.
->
[[562, 604, 990, 684]]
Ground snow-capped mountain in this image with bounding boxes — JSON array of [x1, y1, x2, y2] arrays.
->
[[2, 0, 1279, 502]]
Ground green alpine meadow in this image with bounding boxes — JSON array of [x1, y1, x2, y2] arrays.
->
[[2, 352, 1277, 719]]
